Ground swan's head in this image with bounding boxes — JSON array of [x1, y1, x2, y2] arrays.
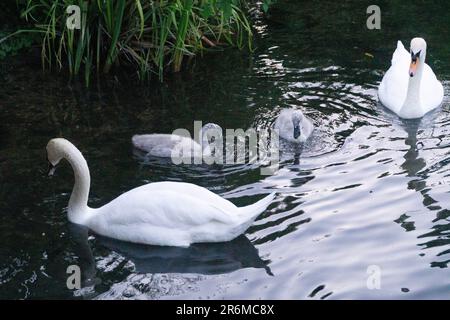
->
[[409, 37, 427, 77], [46, 138, 68, 176], [291, 111, 303, 139]]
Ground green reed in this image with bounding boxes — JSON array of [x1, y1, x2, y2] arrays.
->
[[17, 0, 255, 83]]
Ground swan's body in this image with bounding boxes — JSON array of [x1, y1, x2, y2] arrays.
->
[[273, 109, 314, 143], [132, 123, 222, 159], [46, 138, 274, 247], [378, 38, 444, 119]]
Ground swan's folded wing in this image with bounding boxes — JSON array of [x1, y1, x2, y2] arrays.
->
[[379, 41, 410, 112], [391, 41, 410, 66], [421, 63, 445, 109], [379, 67, 409, 113], [95, 188, 238, 230]]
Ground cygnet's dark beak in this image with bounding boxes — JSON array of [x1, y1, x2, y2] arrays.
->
[[293, 124, 301, 139]]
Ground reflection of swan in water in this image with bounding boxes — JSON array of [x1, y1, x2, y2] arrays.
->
[[97, 235, 273, 276], [398, 119, 449, 268], [400, 119, 426, 177], [68, 224, 98, 288], [278, 143, 304, 166], [68, 223, 272, 286]]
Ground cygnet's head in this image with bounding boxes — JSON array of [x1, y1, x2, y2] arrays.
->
[[291, 111, 304, 139], [409, 37, 427, 77], [201, 123, 223, 147]]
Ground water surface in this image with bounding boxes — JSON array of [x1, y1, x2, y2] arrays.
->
[[0, 0, 449, 299]]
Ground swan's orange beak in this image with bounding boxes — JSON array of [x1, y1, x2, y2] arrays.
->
[[409, 58, 418, 77]]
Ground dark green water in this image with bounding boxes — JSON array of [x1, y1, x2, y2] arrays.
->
[[0, 0, 449, 299]]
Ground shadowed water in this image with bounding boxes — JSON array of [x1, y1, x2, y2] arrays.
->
[[0, 0, 449, 299]]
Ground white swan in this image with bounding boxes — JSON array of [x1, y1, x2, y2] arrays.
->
[[273, 109, 314, 143], [378, 38, 444, 119], [46, 138, 275, 247], [132, 123, 222, 159]]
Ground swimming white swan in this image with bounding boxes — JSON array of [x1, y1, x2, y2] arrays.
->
[[378, 38, 444, 119], [273, 109, 314, 143], [46, 138, 275, 247], [132, 123, 222, 159]]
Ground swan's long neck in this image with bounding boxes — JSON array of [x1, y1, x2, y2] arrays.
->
[[63, 143, 91, 224], [400, 53, 426, 118]]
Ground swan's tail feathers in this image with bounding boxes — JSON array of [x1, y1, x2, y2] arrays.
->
[[238, 192, 276, 222]]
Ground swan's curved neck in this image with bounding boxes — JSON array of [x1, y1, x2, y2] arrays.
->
[[63, 143, 91, 224], [400, 53, 426, 118]]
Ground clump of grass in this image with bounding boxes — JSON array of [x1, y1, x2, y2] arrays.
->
[[0, 30, 35, 60], [18, 0, 255, 82], [0, 2, 36, 60]]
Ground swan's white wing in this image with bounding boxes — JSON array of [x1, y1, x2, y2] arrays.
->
[[378, 41, 410, 113], [91, 182, 239, 228], [391, 41, 409, 66], [420, 63, 445, 111], [86, 182, 243, 246]]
